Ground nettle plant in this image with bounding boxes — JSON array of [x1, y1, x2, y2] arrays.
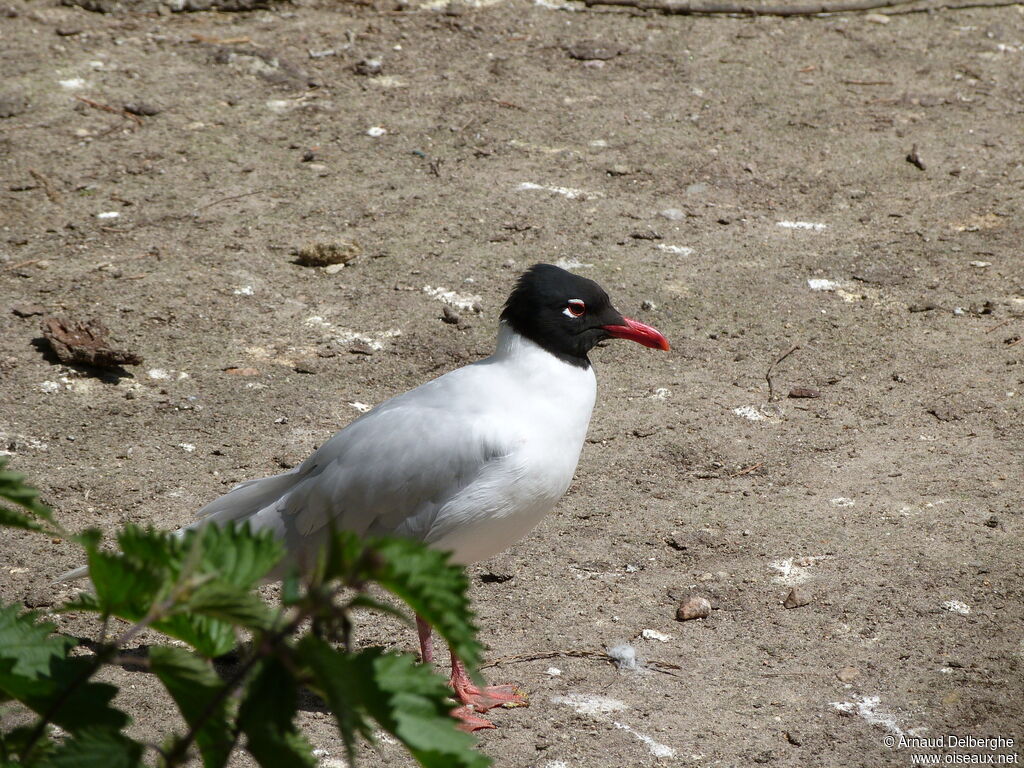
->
[[0, 458, 490, 768]]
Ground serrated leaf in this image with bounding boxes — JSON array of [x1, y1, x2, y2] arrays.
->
[[301, 639, 490, 768], [0, 603, 76, 678], [184, 583, 276, 631], [180, 524, 284, 590], [238, 657, 316, 768], [149, 646, 234, 768], [0, 505, 45, 533], [347, 594, 412, 624], [35, 728, 144, 768], [0, 656, 130, 732], [0, 459, 56, 525], [367, 537, 482, 678]]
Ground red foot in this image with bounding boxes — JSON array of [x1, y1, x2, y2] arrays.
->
[[451, 706, 497, 732], [450, 655, 529, 714]]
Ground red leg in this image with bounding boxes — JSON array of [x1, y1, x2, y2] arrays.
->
[[416, 615, 494, 731], [449, 651, 529, 714], [416, 615, 433, 664]]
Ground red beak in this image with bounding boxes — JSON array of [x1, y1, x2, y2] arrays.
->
[[602, 317, 670, 351]]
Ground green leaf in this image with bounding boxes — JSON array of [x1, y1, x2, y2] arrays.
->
[[368, 537, 482, 678], [149, 647, 234, 768], [0, 458, 55, 520], [301, 638, 490, 768], [0, 604, 76, 678], [237, 657, 316, 768], [0, 656, 130, 732], [0, 458, 57, 534], [0, 505, 45, 533], [35, 728, 144, 768], [183, 583, 276, 631]]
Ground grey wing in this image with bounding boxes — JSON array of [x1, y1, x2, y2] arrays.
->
[[239, 401, 510, 568]]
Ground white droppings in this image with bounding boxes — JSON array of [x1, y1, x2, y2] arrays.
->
[[607, 643, 639, 671], [611, 721, 677, 759], [733, 405, 768, 421], [656, 244, 694, 256], [349, 402, 373, 413], [516, 182, 597, 200], [830, 497, 855, 507], [641, 629, 671, 642], [552, 693, 628, 716], [303, 316, 402, 350], [552, 694, 676, 759], [147, 368, 170, 380], [807, 278, 843, 292], [233, 285, 255, 296], [651, 387, 671, 400], [544, 762, 570, 768], [770, 555, 829, 585], [59, 77, 87, 89], [40, 381, 62, 394], [778, 220, 827, 231], [366, 126, 387, 137], [422, 286, 483, 312], [942, 600, 971, 616], [178, 443, 196, 453], [546, 667, 562, 676], [831, 695, 904, 736], [970, 260, 991, 268], [553, 258, 593, 270], [96, 211, 121, 220], [265, 99, 291, 113]]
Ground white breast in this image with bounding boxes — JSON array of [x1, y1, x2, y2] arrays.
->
[[395, 325, 597, 564]]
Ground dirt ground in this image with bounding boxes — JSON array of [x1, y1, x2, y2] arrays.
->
[[2, 0, 1023, 764]]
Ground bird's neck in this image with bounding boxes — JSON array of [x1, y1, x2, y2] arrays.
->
[[493, 322, 591, 370]]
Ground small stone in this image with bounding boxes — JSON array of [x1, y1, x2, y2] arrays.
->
[[783, 587, 811, 609], [12, 303, 45, 317], [788, 387, 821, 399], [293, 359, 319, 374], [441, 306, 461, 325], [675, 596, 712, 621], [123, 101, 162, 116], [0, 93, 29, 119], [641, 300, 657, 311], [658, 208, 685, 221], [223, 366, 260, 376], [354, 58, 383, 76], [685, 182, 709, 196], [565, 40, 623, 61], [836, 666, 860, 682], [606, 164, 631, 176]]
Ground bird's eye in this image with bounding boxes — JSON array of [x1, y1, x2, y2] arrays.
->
[[563, 299, 586, 318]]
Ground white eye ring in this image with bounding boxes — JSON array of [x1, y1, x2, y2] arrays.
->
[[563, 299, 586, 318]]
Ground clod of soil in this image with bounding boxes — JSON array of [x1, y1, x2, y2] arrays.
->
[[293, 241, 361, 268], [41, 316, 143, 368]]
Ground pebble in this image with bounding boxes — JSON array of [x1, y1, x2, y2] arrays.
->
[[676, 596, 712, 621], [783, 587, 811, 609], [685, 182, 709, 196], [788, 386, 821, 399], [606, 164, 632, 176], [354, 58, 383, 76], [11, 303, 45, 317], [836, 666, 860, 682], [658, 208, 685, 221], [123, 101, 162, 116]]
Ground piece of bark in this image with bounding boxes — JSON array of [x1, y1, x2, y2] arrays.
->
[[41, 316, 143, 368]]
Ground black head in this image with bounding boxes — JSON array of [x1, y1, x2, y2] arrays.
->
[[500, 264, 670, 368]]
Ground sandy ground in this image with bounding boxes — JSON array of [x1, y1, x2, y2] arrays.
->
[[2, 0, 1023, 764]]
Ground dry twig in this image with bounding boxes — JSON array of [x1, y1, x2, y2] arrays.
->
[[483, 648, 684, 677], [580, 0, 1019, 14], [28, 169, 62, 203], [765, 343, 800, 402], [74, 96, 143, 126]]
